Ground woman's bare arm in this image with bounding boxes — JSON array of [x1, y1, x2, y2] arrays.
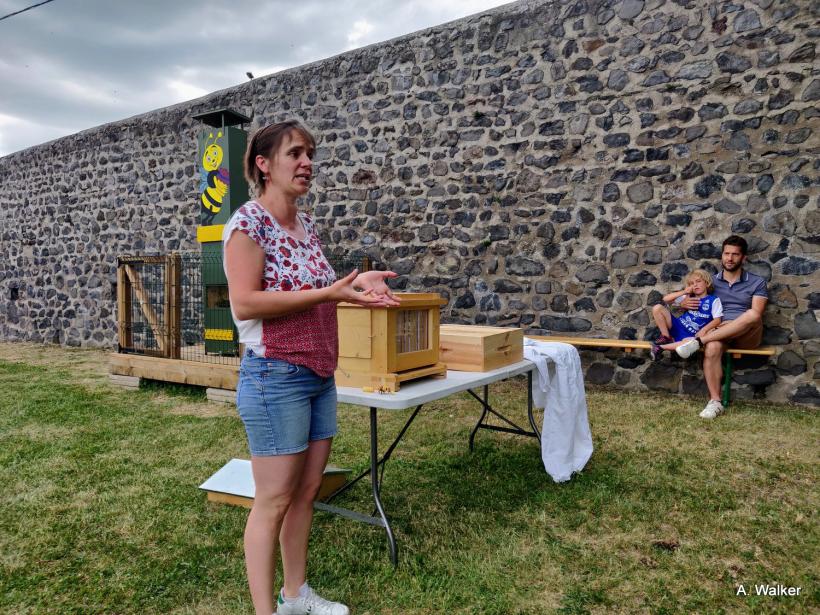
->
[[225, 231, 388, 320]]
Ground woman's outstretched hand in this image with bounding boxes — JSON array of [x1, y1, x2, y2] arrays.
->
[[328, 269, 401, 307], [354, 270, 401, 306]]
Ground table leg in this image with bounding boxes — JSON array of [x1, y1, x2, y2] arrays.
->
[[369, 407, 398, 566], [468, 385, 490, 452], [527, 370, 540, 440], [467, 371, 539, 450], [318, 405, 420, 566]]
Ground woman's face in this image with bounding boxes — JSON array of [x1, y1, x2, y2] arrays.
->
[[258, 131, 314, 197]]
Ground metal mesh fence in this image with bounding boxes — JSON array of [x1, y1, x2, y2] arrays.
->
[[117, 251, 371, 365]]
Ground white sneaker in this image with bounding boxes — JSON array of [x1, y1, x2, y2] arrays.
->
[[699, 399, 724, 419], [675, 337, 701, 359], [276, 585, 350, 615]]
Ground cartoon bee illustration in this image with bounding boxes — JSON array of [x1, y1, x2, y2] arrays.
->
[[200, 131, 230, 225]]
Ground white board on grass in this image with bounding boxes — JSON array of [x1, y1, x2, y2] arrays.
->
[[199, 458, 254, 498]]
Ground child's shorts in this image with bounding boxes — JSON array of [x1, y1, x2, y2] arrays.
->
[[670, 316, 697, 342], [236, 350, 337, 456]]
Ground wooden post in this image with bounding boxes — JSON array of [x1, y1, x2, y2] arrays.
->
[[124, 264, 167, 355], [163, 257, 171, 358], [162, 255, 181, 359], [117, 261, 133, 351], [167, 253, 182, 360]]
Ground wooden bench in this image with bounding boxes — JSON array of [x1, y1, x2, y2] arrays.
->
[[525, 335, 776, 406]]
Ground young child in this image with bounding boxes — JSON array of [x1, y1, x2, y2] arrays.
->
[[650, 269, 723, 360]]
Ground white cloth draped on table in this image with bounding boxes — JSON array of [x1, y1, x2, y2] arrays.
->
[[523, 338, 593, 482]]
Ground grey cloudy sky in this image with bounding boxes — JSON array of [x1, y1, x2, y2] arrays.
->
[[0, 0, 512, 157]]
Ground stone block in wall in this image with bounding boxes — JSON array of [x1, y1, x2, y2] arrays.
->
[[795, 312, 820, 340], [776, 351, 806, 376], [790, 385, 820, 407], [681, 374, 708, 397], [640, 363, 682, 393], [586, 362, 614, 385]]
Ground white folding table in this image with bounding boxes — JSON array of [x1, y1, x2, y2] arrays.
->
[[317, 359, 538, 566]]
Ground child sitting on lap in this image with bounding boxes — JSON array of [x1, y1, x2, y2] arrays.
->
[[650, 269, 723, 360]]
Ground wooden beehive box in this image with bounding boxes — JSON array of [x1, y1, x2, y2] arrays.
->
[[335, 293, 448, 391], [439, 324, 524, 372]]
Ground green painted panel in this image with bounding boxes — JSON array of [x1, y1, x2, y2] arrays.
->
[[196, 112, 247, 357], [197, 125, 248, 227]]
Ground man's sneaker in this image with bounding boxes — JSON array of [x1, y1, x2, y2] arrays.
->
[[655, 334, 674, 346], [650, 343, 663, 361], [699, 399, 724, 419], [675, 337, 701, 359], [277, 585, 350, 615]]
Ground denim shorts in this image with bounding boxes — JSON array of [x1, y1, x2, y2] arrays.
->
[[236, 350, 337, 456]]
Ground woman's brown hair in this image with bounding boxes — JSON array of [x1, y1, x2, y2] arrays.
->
[[244, 120, 316, 192]]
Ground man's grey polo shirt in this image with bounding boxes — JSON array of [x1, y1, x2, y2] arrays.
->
[[713, 269, 768, 321]]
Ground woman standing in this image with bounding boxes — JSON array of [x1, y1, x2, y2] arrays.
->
[[223, 120, 398, 615]]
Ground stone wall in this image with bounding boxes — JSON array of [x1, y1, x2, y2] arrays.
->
[[1, 0, 818, 405]]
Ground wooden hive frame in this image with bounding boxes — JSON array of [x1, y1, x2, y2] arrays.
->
[[335, 293, 448, 391], [439, 324, 524, 372]]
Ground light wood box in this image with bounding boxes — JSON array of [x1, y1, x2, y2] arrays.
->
[[335, 293, 448, 391], [439, 324, 524, 372]]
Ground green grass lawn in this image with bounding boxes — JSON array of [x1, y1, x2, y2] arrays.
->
[[0, 346, 817, 614]]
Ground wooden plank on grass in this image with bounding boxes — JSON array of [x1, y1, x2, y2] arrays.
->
[[109, 353, 238, 389]]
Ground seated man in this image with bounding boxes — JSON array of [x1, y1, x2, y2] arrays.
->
[[675, 235, 768, 419]]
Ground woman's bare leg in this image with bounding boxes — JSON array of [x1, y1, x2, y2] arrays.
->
[[279, 438, 333, 598], [244, 453, 306, 615]]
